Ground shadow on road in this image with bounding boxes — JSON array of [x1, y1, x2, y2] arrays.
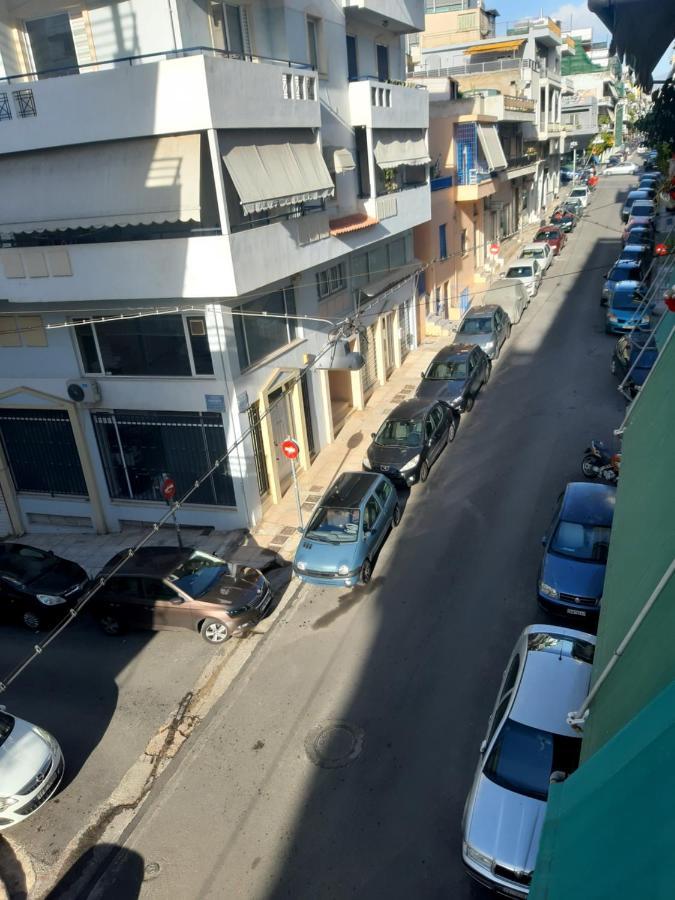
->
[[46, 843, 145, 900]]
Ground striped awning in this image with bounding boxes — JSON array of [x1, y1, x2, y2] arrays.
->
[[465, 38, 525, 54]]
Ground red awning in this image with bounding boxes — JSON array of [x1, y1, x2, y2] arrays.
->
[[329, 213, 378, 236]]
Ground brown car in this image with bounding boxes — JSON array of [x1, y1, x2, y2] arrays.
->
[[92, 547, 272, 645]]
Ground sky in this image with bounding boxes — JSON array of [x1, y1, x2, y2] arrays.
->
[[494, 0, 674, 81]]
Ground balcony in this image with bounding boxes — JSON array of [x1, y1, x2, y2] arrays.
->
[[454, 169, 496, 201], [348, 78, 428, 129], [420, 57, 538, 79], [503, 154, 538, 178], [539, 66, 562, 86], [507, 17, 561, 47], [0, 48, 320, 154], [342, 0, 424, 33]]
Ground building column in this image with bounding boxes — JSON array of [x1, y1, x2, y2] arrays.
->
[[68, 407, 108, 534], [365, 127, 377, 201], [374, 317, 386, 386], [317, 369, 335, 444], [207, 128, 231, 235], [392, 307, 402, 369]]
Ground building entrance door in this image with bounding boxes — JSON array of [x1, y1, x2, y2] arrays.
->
[[268, 387, 293, 495]]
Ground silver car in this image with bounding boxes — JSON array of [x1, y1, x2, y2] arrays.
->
[[462, 625, 595, 897], [453, 304, 511, 360]]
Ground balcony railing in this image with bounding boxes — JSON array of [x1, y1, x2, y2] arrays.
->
[[503, 95, 536, 112], [457, 168, 492, 186], [419, 58, 539, 78], [507, 154, 538, 168], [0, 44, 314, 85]]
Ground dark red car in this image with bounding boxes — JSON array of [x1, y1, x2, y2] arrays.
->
[[622, 216, 655, 244], [533, 225, 567, 255]]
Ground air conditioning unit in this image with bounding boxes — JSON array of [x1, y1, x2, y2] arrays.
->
[[66, 378, 101, 405]]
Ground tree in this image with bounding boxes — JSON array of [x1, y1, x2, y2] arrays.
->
[[635, 77, 675, 150]]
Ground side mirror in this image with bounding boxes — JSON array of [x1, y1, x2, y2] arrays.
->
[[479, 740, 487, 754], [420, 372, 425, 379], [541, 535, 547, 546], [603, 273, 608, 278], [371, 432, 376, 439]]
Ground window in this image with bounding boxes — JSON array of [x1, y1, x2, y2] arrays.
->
[[0, 409, 87, 495], [376, 44, 389, 82], [346, 34, 358, 81], [142, 578, 176, 601], [364, 497, 380, 530], [501, 654, 521, 698], [233, 288, 297, 370], [25, 14, 78, 77], [460, 228, 468, 256], [74, 315, 214, 377], [224, 4, 245, 55], [352, 234, 414, 296], [375, 479, 392, 506], [0, 315, 47, 348], [316, 262, 347, 300], [439, 224, 448, 260], [388, 237, 407, 269], [429, 405, 443, 430], [307, 17, 320, 71], [92, 410, 235, 507]]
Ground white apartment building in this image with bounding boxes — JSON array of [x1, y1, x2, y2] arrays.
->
[[0, 0, 430, 537]]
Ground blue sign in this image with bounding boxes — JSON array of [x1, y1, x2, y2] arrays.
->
[[205, 394, 226, 412]]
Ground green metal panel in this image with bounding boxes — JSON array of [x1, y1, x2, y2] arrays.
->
[[578, 332, 675, 761], [530, 678, 675, 900]]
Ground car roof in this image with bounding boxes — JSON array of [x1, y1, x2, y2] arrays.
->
[[510, 637, 593, 736], [100, 546, 194, 577], [536, 225, 561, 233], [561, 482, 616, 525], [322, 472, 379, 508], [613, 280, 642, 291], [462, 304, 499, 317], [626, 189, 649, 197], [429, 343, 475, 362], [610, 260, 640, 271], [385, 397, 436, 419], [521, 243, 547, 251], [621, 243, 648, 252]]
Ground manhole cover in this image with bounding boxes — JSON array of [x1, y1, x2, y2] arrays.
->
[[305, 720, 364, 769], [144, 862, 161, 881]]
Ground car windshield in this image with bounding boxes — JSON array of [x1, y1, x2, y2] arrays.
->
[[570, 188, 585, 196], [550, 520, 611, 562], [375, 417, 424, 446], [424, 360, 467, 380], [520, 249, 543, 259], [506, 266, 533, 278], [459, 317, 493, 335], [306, 507, 360, 543], [0, 546, 58, 584], [168, 550, 229, 597], [484, 718, 581, 801], [537, 230, 559, 240], [631, 204, 653, 217], [613, 289, 642, 310], [619, 249, 642, 262], [608, 265, 639, 282]]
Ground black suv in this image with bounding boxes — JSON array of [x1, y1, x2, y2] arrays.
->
[[416, 343, 491, 412]]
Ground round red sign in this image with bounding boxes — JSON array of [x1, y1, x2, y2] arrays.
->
[[654, 243, 668, 257], [281, 439, 300, 460], [161, 477, 176, 501], [489, 242, 500, 256]]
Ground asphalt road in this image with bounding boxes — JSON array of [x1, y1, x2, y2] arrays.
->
[[77, 178, 630, 900]]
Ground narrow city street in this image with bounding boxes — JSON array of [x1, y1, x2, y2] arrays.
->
[[61, 180, 628, 899]]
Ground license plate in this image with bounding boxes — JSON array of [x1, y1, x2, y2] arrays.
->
[[567, 608, 587, 616]]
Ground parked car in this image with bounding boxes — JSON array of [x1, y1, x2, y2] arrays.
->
[[621, 189, 653, 222], [606, 281, 650, 333], [454, 304, 511, 359], [643, 158, 658, 172], [618, 242, 652, 269], [622, 215, 656, 244], [550, 206, 576, 232], [600, 259, 645, 306], [293, 472, 400, 587], [563, 197, 584, 218], [462, 624, 595, 897], [627, 200, 656, 222], [92, 547, 272, 644], [0, 710, 64, 831], [479, 282, 529, 325], [568, 185, 590, 208], [502, 259, 542, 299], [537, 481, 616, 618], [622, 223, 655, 250], [604, 161, 638, 175], [0, 543, 89, 631], [534, 224, 566, 255], [362, 398, 458, 485], [416, 343, 491, 411], [639, 174, 661, 191], [636, 144, 648, 154], [611, 332, 658, 396], [518, 241, 553, 273]]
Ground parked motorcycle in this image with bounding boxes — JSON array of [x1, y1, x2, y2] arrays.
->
[[581, 440, 621, 483]]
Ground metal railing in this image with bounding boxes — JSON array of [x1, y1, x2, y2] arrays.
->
[[507, 154, 538, 168], [418, 58, 539, 78], [503, 95, 536, 112], [0, 45, 315, 85]]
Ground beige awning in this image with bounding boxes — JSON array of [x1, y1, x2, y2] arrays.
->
[[373, 130, 430, 169], [220, 130, 334, 215], [0, 135, 202, 233], [477, 124, 508, 171], [334, 148, 356, 173]]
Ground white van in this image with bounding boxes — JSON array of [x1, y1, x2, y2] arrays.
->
[[479, 281, 529, 324]]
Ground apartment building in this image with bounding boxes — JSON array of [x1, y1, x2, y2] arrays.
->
[[0, 0, 430, 537]]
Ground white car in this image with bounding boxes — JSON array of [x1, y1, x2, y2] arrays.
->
[[636, 144, 648, 154], [519, 242, 553, 273], [0, 709, 63, 830], [568, 185, 590, 208], [604, 162, 638, 175], [501, 259, 542, 299]]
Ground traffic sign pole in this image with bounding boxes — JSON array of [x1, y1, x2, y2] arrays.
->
[[160, 474, 183, 549], [280, 438, 304, 531]]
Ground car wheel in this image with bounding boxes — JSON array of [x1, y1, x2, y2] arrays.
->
[[22, 610, 41, 631], [392, 504, 401, 527], [99, 614, 123, 636], [581, 455, 598, 479], [447, 419, 457, 443], [419, 461, 430, 483], [483, 362, 492, 384], [201, 618, 230, 644], [360, 559, 372, 585], [464, 394, 475, 413]]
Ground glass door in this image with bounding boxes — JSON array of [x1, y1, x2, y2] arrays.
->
[[25, 14, 78, 77]]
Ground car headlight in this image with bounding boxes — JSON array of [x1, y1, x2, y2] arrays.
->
[[338, 564, 350, 576], [32, 725, 56, 746], [399, 455, 420, 473], [608, 314, 618, 323], [539, 581, 559, 599], [464, 841, 493, 870], [450, 396, 463, 408], [36, 594, 66, 606], [602, 286, 610, 297], [296, 561, 307, 571], [362, 457, 372, 469], [483, 340, 495, 351], [0, 797, 17, 812]]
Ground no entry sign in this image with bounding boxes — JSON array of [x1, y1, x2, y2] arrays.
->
[[281, 439, 300, 460], [489, 242, 501, 256], [161, 476, 176, 501]]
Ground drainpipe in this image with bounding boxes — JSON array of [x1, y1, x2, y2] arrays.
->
[[567, 559, 675, 730]]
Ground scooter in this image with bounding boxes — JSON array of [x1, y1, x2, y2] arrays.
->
[[581, 440, 621, 483]]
